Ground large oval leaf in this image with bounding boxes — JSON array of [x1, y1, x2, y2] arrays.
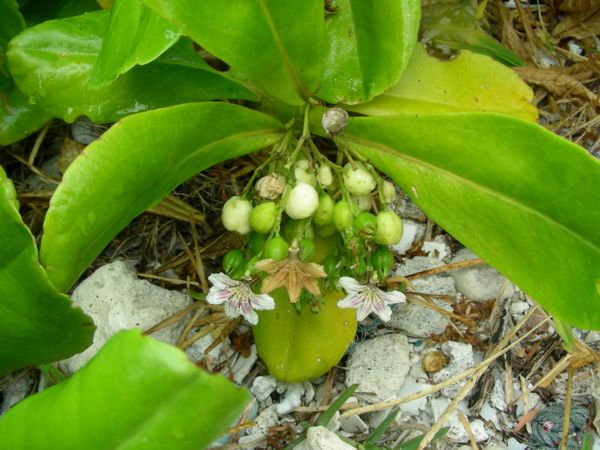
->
[[347, 45, 537, 122], [6, 11, 256, 123], [337, 114, 600, 329], [41, 102, 284, 292], [89, 0, 181, 87], [318, 0, 421, 104], [0, 330, 249, 450], [0, 82, 52, 145], [144, 0, 323, 105], [0, 165, 94, 376]]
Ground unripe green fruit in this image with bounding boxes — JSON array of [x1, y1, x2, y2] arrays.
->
[[248, 232, 268, 256], [294, 160, 317, 187], [372, 246, 394, 277], [351, 194, 372, 212], [250, 202, 278, 234], [222, 196, 252, 235], [342, 162, 376, 195], [222, 249, 245, 276], [313, 193, 335, 225], [264, 236, 289, 261], [353, 212, 377, 233], [285, 182, 319, 219], [375, 210, 403, 245], [332, 201, 353, 231]]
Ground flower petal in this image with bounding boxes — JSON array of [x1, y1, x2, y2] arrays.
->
[[339, 277, 364, 295], [206, 286, 230, 304], [337, 293, 364, 309], [242, 307, 259, 325], [251, 293, 275, 310], [223, 300, 241, 319], [208, 272, 237, 289], [356, 300, 373, 321], [382, 290, 406, 305], [373, 302, 393, 322]]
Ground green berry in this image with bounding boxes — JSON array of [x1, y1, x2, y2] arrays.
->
[[299, 238, 314, 261], [313, 193, 335, 225], [250, 202, 278, 234], [375, 210, 403, 245], [342, 162, 376, 195], [222, 249, 245, 276], [247, 232, 268, 256], [264, 236, 289, 261], [353, 212, 377, 234], [332, 200, 353, 231], [372, 246, 394, 277]]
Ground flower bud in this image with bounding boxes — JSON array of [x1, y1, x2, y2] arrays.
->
[[316, 164, 333, 187], [342, 162, 376, 195], [222, 196, 252, 235], [256, 174, 286, 199], [285, 182, 319, 219], [322, 107, 348, 136], [294, 160, 317, 186], [383, 181, 396, 203]]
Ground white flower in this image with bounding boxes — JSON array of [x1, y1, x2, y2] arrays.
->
[[337, 277, 406, 322], [207, 273, 275, 325]]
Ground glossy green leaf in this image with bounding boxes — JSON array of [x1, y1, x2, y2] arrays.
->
[[0, 165, 94, 376], [0, 82, 52, 145], [0, 0, 25, 68], [0, 329, 249, 450], [144, 0, 323, 105], [41, 102, 283, 292], [347, 45, 538, 122], [254, 288, 357, 382], [89, 0, 180, 87], [338, 114, 600, 329], [318, 0, 420, 104], [6, 11, 257, 123], [17, 0, 100, 25]]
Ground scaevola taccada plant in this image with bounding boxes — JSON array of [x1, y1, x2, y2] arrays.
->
[[1, 0, 598, 383]]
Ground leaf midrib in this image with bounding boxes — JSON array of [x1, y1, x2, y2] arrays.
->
[[341, 133, 599, 254]]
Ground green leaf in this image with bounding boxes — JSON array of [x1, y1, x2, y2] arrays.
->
[[338, 114, 600, 329], [144, 0, 323, 105], [41, 102, 283, 292], [318, 0, 420, 104], [0, 165, 94, 376], [89, 0, 180, 87], [0, 0, 25, 65], [6, 11, 257, 123], [0, 329, 249, 450], [0, 82, 52, 145], [347, 45, 537, 122], [17, 0, 100, 25]]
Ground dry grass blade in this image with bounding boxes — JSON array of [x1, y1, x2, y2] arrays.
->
[[147, 194, 206, 225], [457, 412, 480, 450], [560, 367, 575, 450]]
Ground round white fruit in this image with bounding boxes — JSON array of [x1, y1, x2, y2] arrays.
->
[[342, 162, 376, 195], [285, 182, 319, 219], [222, 196, 252, 235]]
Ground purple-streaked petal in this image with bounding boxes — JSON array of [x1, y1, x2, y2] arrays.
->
[[382, 290, 406, 305], [374, 303, 392, 322], [339, 277, 364, 295], [243, 307, 259, 325], [208, 272, 237, 289], [356, 301, 373, 321], [337, 293, 364, 309], [206, 287, 230, 304], [223, 300, 241, 319], [251, 293, 275, 310]]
